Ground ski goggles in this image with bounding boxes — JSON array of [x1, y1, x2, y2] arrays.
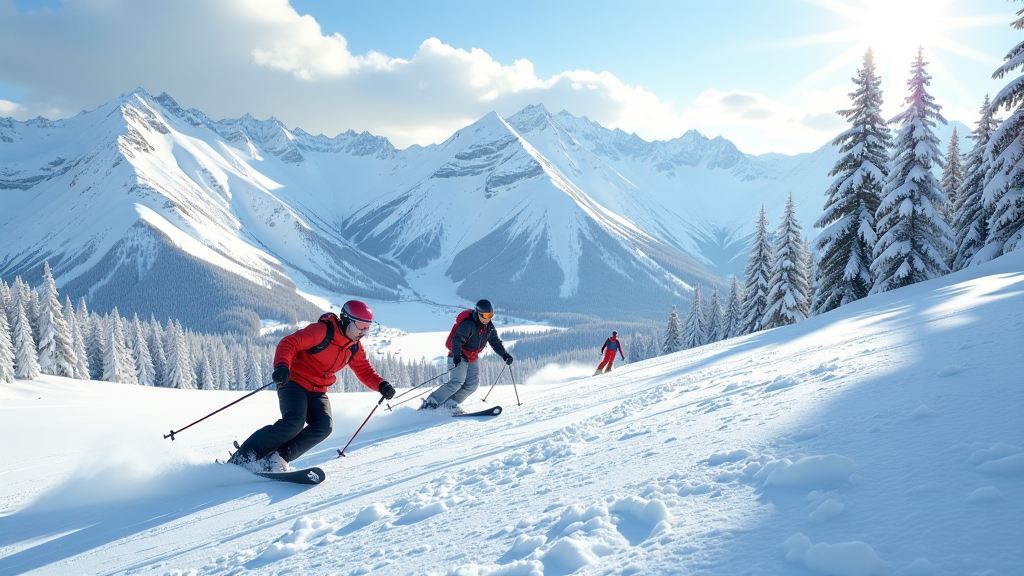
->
[[352, 318, 372, 331], [478, 311, 494, 320]]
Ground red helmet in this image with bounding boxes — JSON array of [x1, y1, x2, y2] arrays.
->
[[341, 300, 374, 323]]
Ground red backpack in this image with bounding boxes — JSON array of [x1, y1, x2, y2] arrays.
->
[[444, 309, 475, 353]]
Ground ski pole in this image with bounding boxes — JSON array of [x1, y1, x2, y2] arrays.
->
[[388, 387, 434, 409], [337, 395, 385, 458], [387, 369, 452, 410], [510, 365, 522, 407], [164, 381, 274, 440], [480, 364, 508, 402]]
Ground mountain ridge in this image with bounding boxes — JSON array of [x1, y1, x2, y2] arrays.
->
[[1, 87, 965, 331]]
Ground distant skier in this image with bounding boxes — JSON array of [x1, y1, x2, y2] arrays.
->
[[420, 299, 513, 412], [229, 300, 396, 472], [595, 331, 625, 375]]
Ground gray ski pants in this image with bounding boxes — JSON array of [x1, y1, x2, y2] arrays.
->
[[425, 357, 479, 407]]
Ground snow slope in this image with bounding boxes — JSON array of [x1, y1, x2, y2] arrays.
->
[[0, 251, 1021, 575]]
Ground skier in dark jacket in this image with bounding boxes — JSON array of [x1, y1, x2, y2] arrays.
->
[[229, 300, 396, 472], [420, 299, 512, 412], [595, 331, 625, 375]]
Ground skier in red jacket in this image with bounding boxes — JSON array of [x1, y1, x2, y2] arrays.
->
[[229, 300, 395, 472], [595, 331, 625, 375]]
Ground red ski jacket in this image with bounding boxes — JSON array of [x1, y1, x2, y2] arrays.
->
[[601, 337, 625, 358], [273, 315, 385, 393]]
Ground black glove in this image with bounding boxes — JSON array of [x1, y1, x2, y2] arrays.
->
[[452, 356, 462, 367], [378, 381, 396, 400], [272, 365, 290, 385], [503, 354, 514, 365]]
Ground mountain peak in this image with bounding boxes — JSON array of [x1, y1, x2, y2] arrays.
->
[[516, 103, 552, 117], [124, 87, 156, 102], [441, 110, 516, 146]]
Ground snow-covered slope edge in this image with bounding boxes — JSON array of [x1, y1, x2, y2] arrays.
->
[[0, 251, 1021, 574]]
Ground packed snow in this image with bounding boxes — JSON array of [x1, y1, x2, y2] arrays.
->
[[0, 251, 1021, 575]]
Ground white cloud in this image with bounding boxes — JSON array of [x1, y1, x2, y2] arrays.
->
[[0, 0, 842, 154], [0, 99, 24, 117], [679, 87, 848, 154]]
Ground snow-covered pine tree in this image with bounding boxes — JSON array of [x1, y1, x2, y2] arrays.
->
[[164, 321, 191, 389], [871, 48, 953, 294], [705, 286, 725, 344], [176, 321, 198, 388], [209, 339, 224, 390], [86, 312, 106, 380], [246, 342, 263, 390], [120, 312, 136, 366], [197, 353, 214, 390], [662, 305, 683, 355], [217, 341, 234, 390], [10, 278, 34, 338], [63, 296, 90, 379], [941, 128, 965, 225], [801, 238, 814, 306], [36, 262, 76, 377], [131, 315, 156, 386], [25, 283, 41, 343], [102, 308, 137, 385], [147, 316, 167, 386], [764, 194, 811, 328], [75, 297, 91, 357], [953, 96, 1001, 270], [234, 345, 247, 391], [261, 347, 273, 384], [740, 206, 773, 334], [12, 296, 40, 380], [0, 304, 15, 383], [0, 279, 11, 325], [681, 286, 706, 349], [813, 49, 892, 314], [940, 128, 965, 267], [723, 277, 744, 339], [212, 343, 225, 389], [980, 6, 1024, 259], [628, 332, 648, 363]]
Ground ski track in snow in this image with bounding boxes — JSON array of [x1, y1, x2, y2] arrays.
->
[[0, 254, 1022, 575]]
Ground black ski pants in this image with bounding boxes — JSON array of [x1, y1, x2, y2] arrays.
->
[[235, 380, 333, 463]]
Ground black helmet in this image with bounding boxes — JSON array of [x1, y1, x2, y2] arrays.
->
[[475, 299, 493, 314]]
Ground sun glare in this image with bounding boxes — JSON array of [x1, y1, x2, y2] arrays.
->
[[853, 0, 947, 71], [788, 0, 1001, 102]]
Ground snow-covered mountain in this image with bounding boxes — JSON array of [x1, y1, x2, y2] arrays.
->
[[0, 90, 408, 331], [0, 89, 966, 330], [339, 109, 726, 320]]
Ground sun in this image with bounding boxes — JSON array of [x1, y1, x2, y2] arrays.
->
[[848, 0, 949, 71], [785, 0, 998, 96]]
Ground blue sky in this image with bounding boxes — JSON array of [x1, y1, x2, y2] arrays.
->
[[0, 0, 1017, 154]]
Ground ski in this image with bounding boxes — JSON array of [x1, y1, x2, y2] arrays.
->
[[454, 405, 502, 417], [219, 453, 326, 485], [249, 466, 326, 485], [219, 461, 326, 484]]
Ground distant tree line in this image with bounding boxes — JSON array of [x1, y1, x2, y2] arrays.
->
[[0, 262, 278, 388]]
